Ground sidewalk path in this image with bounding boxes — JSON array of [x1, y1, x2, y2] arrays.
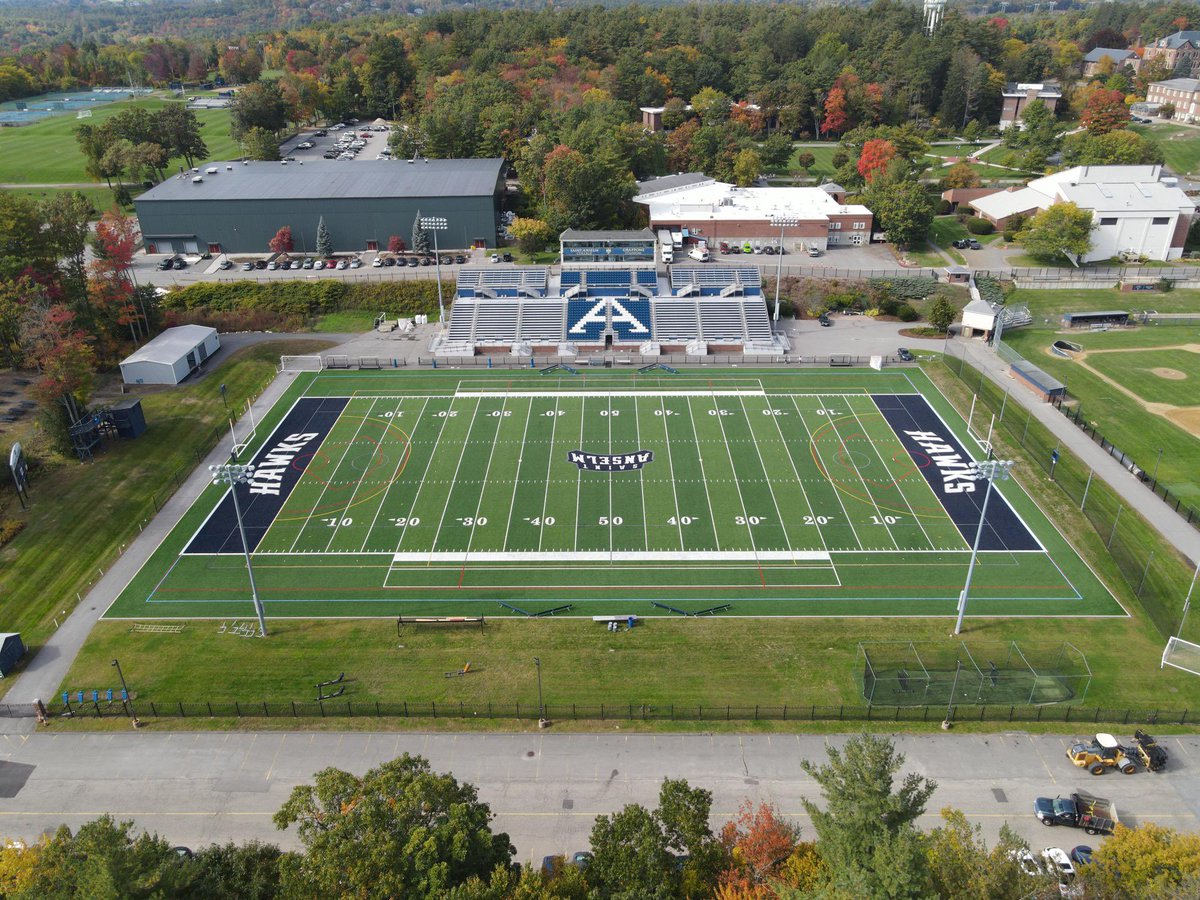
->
[[955, 336, 1200, 565]]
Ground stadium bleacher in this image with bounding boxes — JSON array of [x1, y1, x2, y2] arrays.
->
[[669, 266, 762, 297]]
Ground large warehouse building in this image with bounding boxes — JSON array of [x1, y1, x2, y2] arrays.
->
[[134, 158, 506, 255]]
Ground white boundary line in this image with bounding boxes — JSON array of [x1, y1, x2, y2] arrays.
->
[[390, 396, 456, 552], [501, 397, 535, 553], [682, 396, 723, 551], [633, 396, 651, 550], [463, 395, 509, 554], [359, 397, 430, 553], [736, 394, 798, 553], [655, 396, 686, 550], [391, 550, 833, 562], [427, 396, 484, 552], [455, 390, 768, 398], [704, 394, 764, 556], [536, 397, 560, 551]]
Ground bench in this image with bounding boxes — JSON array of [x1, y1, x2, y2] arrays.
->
[[397, 616, 484, 630]]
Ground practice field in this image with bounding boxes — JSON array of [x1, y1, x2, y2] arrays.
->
[[105, 368, 1123, 620]]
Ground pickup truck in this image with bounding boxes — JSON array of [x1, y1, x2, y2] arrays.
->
[[1034, 791, 1118, 835]]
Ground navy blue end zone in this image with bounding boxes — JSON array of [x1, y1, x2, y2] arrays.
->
[[873, 394, 1040, 552], [184, 396, 349, 554]]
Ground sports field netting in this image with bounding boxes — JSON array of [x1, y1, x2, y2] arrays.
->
[[104, 368, 1125, 620], [858, 640, 1092, 707]]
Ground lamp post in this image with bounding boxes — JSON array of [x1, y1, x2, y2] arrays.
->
[[768, 216, 798, 322], [954, 458, 1015, 635], [420, 216, 448, 328], [534, 656, 544, 720], [1152, 447, 1163, 484], [219, 382, 228, 415], [209, 463, 267, 636], [111, 658, 129, 697]]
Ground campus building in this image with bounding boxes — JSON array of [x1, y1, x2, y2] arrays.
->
[[1146, 77, 1200, 120], [134, 158, 505, 255], [1082, 48, 1140, 77], [633, 174, 872, 253], [559, 229, 657, 263], [1140, 30, 1200, 76], [967, 165, 1195, 263], [999, 83, 1062, 130]]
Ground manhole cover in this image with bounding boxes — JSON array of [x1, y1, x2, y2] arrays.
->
[[992, 788, 1008, 803], [525, 750, 535, 758], [562, 798, 574, 810]]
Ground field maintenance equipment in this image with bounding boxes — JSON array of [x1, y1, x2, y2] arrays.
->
[[1130, 729, 1169, 772], [1066, 732, 1138, 775], [1034, 791, 1118, 835]]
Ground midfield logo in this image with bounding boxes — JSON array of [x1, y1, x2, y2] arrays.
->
[[903, 430, 978, 494], [568, 449, 654, 472]]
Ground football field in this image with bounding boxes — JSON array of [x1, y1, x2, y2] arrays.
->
[[105, 367, 1123, 620]]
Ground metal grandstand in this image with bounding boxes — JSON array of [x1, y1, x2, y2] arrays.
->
[[436, 264, 783, 356]]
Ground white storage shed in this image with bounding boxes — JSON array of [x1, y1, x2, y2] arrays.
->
[[120, 325, 220, 386]]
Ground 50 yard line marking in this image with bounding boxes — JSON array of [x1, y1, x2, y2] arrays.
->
[[359, 397, 431, 553], [324, 395, 406, 552], [288, 397, 380, 554], [500, 397, 535, 553]]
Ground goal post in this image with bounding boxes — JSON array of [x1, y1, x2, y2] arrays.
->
[[280, 355, 325, 372], [1161, 636, 1200, 676]]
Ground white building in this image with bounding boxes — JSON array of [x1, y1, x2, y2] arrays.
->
[[634, 175, 873, 252], [969, 166, 1194, 263], [119, 325, 220, 386]]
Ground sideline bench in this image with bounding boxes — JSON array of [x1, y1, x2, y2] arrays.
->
[[397, 616, 484, 630]]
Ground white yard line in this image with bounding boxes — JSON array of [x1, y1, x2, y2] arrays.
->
[[287, 397, 380, 554], [815, 395, 901, 550], [737, 395, 801, 552], [324, 396, 406, 551], [359, 397, 431, 553], [656, 396, 686, 551], [573, 398, 587, 552], [391, 399, 458, 553], [680, 396, 722, 551], [633, 396, 650, 550], [463, 396, 508, 553], [500, 397, 535, 553], [427, 396, 484, 553], [537, 397, 561, 552], [789, 396, 865, 551], [762, 396, 827, 553], [699, 395, 759, 554], [844, 397, 938, 550]]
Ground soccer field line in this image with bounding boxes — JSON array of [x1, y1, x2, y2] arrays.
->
[[791, 396, 867, 550], [428, 395, 484, 552], [388, 549, 834, 562], [358, 397, 430, 553]]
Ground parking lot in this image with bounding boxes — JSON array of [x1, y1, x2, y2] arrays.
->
[[280, 119, 392, 163]]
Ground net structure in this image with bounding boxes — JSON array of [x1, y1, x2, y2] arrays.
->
[[280, 355, 325, 372], [858, 641, 1091, 707], [1161, 636, 1200, 677]]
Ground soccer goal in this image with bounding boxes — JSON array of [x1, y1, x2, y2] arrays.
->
[[279, 355, 325, 372], [1161, 636, 1200, 676]]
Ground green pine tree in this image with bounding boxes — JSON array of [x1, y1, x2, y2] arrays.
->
[[411, 211, 429, 255], [316, 217, 332, 257]]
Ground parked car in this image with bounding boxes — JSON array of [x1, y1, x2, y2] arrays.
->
[[952, 238, 969, 249], [897, 347, 914, 361], [267, 260, 278, 270], [303, 258, 316, 269], [420, 256, 431, 266], [173, 258, 187, 269], [818, 313, 831, 327], [967, 239, 982, 250], [157, 257, 175, 270], [385, 256, 397, 267], [455, 254, 466, 264], [325, 260, 338, 269], [255, 259, 268, 269], [441, 256, 452, 265], [218, 259, 233, 270], [807, 247, 821, 257], [372, 256, 384, 267], [336, 259, 348, 270], [350, 257, 362, 268], [241, 261, 254, 271], [490, 253, 500, 263], [407, 257, 419, 267], [502, 252, 513, 262]]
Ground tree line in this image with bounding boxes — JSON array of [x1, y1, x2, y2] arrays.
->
[[0, 735, 1197, 899]]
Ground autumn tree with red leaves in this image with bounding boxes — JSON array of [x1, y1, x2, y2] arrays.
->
[[269, 226, 295, 254], [20, 301, 97, 444], [718, 800, 801, 894], [1081, 89, 1131, 135], [822, 88, 849, 136], [387, 235, 407, 254], [90, 207, 150, 347], [856, 139, 897, 183]]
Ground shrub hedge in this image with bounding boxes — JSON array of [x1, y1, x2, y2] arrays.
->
[[866, 277, 938, 301], [161, 280, 453, 318], [964, 216, 995, 235], [974, 275, 1006, 306]]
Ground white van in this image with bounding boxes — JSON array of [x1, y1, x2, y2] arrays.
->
[[687, 246, 710, 262], [661, 244, 674, 264]]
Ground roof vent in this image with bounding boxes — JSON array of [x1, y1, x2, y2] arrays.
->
[[192, 176, 203, 183]]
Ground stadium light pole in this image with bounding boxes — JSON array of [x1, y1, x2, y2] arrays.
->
[[209, 463, 268, 637], [768, 216, 799, 322], [534, 656, 544, 720], [954, 458, 1015, 635], [420, 216, 448, 329]]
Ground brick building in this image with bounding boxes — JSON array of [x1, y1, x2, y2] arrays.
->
[[633, 175, 872, 253], [1140, 30, 1200, 76], [999, 83, 1062, 130], [1146, 77, 1200, 121], [1082, 48, 1140, 77]]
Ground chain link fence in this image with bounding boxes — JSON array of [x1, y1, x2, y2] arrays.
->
[[940, 343, 1198, 639]]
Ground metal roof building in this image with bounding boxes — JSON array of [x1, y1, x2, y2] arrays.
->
[[135, 158, 505, 255], [119, 325, 220, 385]]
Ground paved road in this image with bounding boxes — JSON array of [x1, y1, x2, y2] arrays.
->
[[955, 336, 1200, 567], [0, 731, 1196, 859]]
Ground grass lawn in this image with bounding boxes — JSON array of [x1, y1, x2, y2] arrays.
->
[[0, 96, 235, 185], [1010, 287, 1200, 320], [310, 309, 378, 333], [1, 186, 129, 212], [1131, 123, 1200, 176], [785, 144, 839, 179], [501, 248, 560, 264], [0, 340, 334, 696], [1079, 347, 1200, 405], [905, 243, 951, 267]]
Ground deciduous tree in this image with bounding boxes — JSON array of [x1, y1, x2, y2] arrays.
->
[[733, 148, 762, 186], [268, 226, 294, 254], [1062, 129, 1164, 166], [718, 800, 800, 891], [387, 235, 407, 254], [927, 296, 957, 333], [273, 755, 515, 898], [230, 80, 289, 140], [856, 139, 897, 184], [942, 162, 981, 190], [795, 151, 816, 175], [863, 176, 935, 251], [1019, 202, 1095, 266], [925, 809, 1050, 900], [242, 126, 280, 161], [509, 217, 554, 253], [1081, 88, 1131, 135], [1086, 823, 1200, 896]]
